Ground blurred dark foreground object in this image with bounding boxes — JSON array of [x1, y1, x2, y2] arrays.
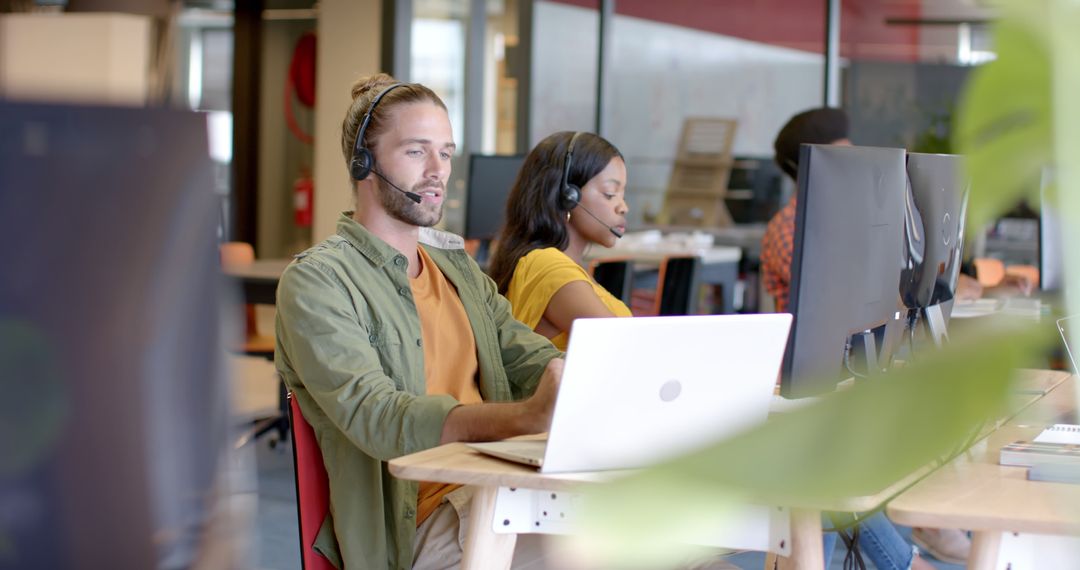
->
[[0, 102, 234, 569]]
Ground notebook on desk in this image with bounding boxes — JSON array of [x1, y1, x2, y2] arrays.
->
[[467, 313, 793, 473]]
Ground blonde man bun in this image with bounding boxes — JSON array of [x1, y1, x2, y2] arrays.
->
[[340, 75, 448, 174]]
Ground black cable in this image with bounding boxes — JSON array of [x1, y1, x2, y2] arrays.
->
[[828, 513, 867, 570], [907, 322, 917, 362], [825, 503, 890, 534], [906, 310, 919, 364], [843, 337, 869, 380]]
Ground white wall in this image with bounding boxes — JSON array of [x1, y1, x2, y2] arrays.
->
[[531, 2, 823, 225], [312, 0, 383, 242], [0, 13, 151, 105], [529, 2, 599, 143], [258, 21, 316, 258]]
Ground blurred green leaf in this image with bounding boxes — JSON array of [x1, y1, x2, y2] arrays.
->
[[953, 7, 1052, 230], [577, 320, 1053, 568]]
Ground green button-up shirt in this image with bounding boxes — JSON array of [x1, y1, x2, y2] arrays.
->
[[275, 213, 560, 569]]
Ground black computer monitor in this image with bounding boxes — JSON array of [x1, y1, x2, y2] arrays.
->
[[0, 101, 227, 567], [900, 153, 969, 344], [781, 144, 909, 398], [463, 154, 526, 241]]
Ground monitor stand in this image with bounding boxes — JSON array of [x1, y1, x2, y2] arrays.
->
[[904, 305, 949, 353], [848, 330, 880, 377], [922, 304, 950, 347]]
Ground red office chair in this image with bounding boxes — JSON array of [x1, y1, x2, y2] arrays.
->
[[288, 393, 335, 570]]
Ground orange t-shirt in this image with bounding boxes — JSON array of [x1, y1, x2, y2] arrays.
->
[[411, 246, 482, 526]]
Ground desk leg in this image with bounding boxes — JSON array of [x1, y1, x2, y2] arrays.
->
[[772, 509, 823, 570], [968, 531, 1001, 570], [462, 486, 517, 570]]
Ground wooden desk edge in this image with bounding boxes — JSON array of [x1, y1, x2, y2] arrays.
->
[[885, 371, 1080, 533], [389, 443, 939, 514], [389, 371, 1073, 514], [886, 503, 1080, 536], [388, 443, 607, 492]]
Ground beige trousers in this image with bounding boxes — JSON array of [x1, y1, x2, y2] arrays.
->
[[412, 486, 548, 570]]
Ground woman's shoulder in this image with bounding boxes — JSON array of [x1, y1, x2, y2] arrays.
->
[[519, 247, 582, 271], [513, 247, 589, 287], [522, 246, 569, 262]]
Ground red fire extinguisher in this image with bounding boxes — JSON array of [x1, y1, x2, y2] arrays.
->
[[294, 174, 314, 227]]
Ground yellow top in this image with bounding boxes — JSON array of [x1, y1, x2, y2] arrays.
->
[[410, 246, 481, 526], [504, 247, 632, 350]]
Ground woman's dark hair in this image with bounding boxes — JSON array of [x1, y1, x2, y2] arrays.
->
[[487, 131, 623, 294]]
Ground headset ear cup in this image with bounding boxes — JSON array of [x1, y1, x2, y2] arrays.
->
[[560, 184, 580, 211], [350, 148, 373, 180]]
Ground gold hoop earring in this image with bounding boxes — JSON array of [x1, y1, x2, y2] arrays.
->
[[566, 211, 571, 223]]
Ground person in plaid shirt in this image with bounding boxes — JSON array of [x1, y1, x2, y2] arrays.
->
[[761, 108, 851, 313]]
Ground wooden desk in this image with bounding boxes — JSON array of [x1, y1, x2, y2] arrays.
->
[[587, 242, 742, 266], [586, 243, 743, 314], [389, 437, 851, 569], [390, 442, 612, 570], [639, 223, 768, 259], [391, 442, 796, 567], [223, 258, 292, 305], [887, 371, 1078, 569], [389, 370, 1071, 569]]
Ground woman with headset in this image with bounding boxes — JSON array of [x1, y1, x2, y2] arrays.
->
[[487, 131, 632, 350], [489, 132, 939, 570]]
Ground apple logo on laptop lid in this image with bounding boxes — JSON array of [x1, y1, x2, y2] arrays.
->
[[660, 379, 682, 402]]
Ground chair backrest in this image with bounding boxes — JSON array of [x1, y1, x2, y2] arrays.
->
[[590, 258, 634, 305], [657, 256, 702, 316], [288, 394, 335, 570]]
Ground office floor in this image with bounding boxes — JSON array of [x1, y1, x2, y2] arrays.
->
[[255, 441, 302, 570], [253, 440, 962, 570]]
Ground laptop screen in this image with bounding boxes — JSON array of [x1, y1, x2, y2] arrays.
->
[[1058, 315, 1079, 373]]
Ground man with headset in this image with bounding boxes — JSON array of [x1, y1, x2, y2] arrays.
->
[[274, 73, 564, 569]]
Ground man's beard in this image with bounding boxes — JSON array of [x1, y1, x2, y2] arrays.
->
[[376, 177, 444, 227]]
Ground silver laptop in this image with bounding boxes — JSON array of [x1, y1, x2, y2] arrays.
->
[[1059, 315, 1079, 373], [468, 313, 793, 473]]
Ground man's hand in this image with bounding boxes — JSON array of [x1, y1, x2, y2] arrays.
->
[[439, 357, 565, 444], [955, 273, 983, 301], [521, 358, 564, 434], [1000, 272, 1035, 297]]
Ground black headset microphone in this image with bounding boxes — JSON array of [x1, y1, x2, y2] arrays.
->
[[349, 82, 422, 205], [372, 169, 422, 204], [565, 194, 624, 238], [560, 132, 624, 239]]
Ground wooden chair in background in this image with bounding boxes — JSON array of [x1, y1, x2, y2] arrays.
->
[[661, 117, 738, 228]]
